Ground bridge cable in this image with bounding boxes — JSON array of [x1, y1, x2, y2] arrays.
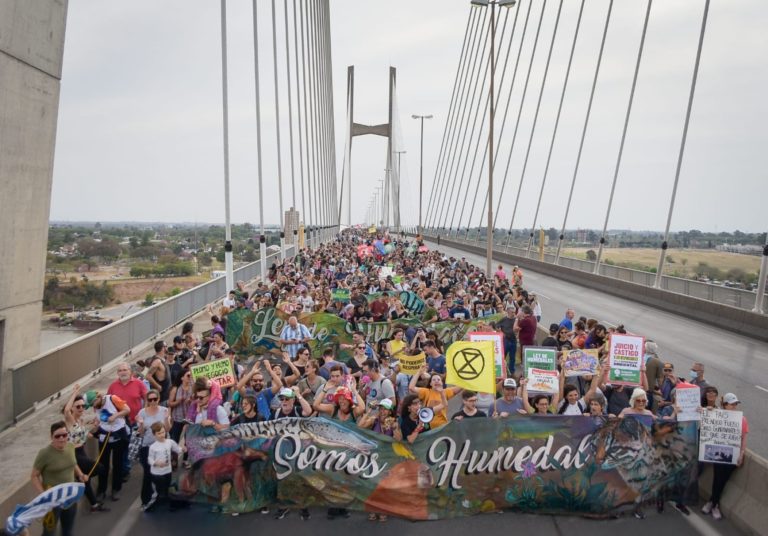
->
[[462, 0, 532, 240], [283, 0, 297, 216], [424, 8, 485, 231], [525, 0, 584, 256], [593, 0, 653, 274], [219, 0, 234, 291], [437, 10, 508, 234], [551, 0, 614, 259], [426, 8, 489, 231], [654, 0, 710, 287], [292, 0, 307, 241], [251, 0, 268, 276], [270, 0, 286, 258], [443, 9, 512, 235], [482, 0, 547, 236], [421, 7, 476, 234]]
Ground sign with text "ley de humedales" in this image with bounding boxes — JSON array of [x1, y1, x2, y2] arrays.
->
[[522, 347, 557, 393], [607, 334, 644, 386]]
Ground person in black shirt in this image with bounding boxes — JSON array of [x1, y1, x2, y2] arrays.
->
[[451, 390, 487, 420]]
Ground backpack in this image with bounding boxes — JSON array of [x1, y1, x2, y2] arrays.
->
[[557, 399, 586, 415]]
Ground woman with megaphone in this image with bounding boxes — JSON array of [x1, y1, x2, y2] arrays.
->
[[399, 395, 430, 444]]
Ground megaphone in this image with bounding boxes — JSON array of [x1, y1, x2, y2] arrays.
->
[[418, 407, 434, 424]]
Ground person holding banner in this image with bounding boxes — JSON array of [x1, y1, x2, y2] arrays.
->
[[520, 378, 559, 416], [701, 393, 748, 521], [31, 422, 89, 536]]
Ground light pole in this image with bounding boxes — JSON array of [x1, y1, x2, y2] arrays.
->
[[473, 0, 515, 277], [412, 115, 432, 236]]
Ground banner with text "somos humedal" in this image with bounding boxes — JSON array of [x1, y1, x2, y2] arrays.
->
[[179, 416, 697, 520]]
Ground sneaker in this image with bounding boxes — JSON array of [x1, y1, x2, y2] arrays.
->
[[143, 497, 156, 512], [275, 508, 289, 520], [701, 501, 713, 515], [90, 503, 110, 513], [633, 509, 645, 520], [674, 503, 690, 516], [712, 505, 722, 520], [259, 507, 270, 515], [300, 509, 310, 521]]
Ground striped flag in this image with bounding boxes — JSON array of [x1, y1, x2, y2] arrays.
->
[[5, 483, 84, 535]]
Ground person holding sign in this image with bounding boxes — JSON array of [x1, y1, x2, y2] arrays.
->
[[701, 393, 748, 521], [557, 363, 602, 416], [520, 377, 559, 416]]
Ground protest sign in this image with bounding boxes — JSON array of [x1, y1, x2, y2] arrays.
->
[[446, 341, 496, 395], [608, 334, 644, 386], [191, 357, 236, 388], [331, 289, 350, 303], [699, 409, 743, 464], [468, 331, 505, 379], [562, 349, 599, 377], [379, 266, 394, 279], [398, 352, 425, 375], [523, 347, 557, 377], [527, 368, 559, 395], [181, 416, 698, 519], [674, 384, 701, 422]]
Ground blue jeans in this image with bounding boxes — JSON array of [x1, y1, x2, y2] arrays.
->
[[504, 337, 517, 376]]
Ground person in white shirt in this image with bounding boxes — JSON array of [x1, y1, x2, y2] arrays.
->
[[222, 290, 237, 310], [147, 422, 181, 511], [299, 290, 315, 313]]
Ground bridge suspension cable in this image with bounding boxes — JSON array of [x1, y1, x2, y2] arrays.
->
[[593, 0, 653, 274]]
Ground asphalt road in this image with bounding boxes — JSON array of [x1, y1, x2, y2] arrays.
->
[[71, 463, 740, 536], [429, 240, 768, 459]]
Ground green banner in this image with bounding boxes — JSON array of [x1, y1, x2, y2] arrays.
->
[[179, 416, 698, 519], [226, 308, 502, 361], [365, 290, 426, 316], [330, 289, 350, 303]]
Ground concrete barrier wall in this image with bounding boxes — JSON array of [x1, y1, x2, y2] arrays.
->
[[431, 235, 768, 342], [698, 452, 767, 536]]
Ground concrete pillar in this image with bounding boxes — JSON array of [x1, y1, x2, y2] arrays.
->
[[0, 0, 68, 426]]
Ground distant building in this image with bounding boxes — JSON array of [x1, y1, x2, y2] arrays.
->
[[284, 207, 300, 245], [576, 229, 588, 243]]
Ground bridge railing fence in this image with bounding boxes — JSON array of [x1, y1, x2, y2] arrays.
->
[[421, 233, 767, 313], [10, 247, 295, 422]]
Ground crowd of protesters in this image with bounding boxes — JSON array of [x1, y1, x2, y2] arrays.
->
[[31, 228, 747, 533]]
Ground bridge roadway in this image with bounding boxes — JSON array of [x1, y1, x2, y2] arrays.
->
[[75, 464, 740, 536], [429, 240, 768, 459]]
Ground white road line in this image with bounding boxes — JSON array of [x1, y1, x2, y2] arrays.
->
[[530, 291, 551, 301], [108, 496, 142, 536], [680, 509, 724, 536], [756, 385, 768, 394]]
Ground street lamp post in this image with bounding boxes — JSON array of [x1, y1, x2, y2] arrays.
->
[[473, 0, 515, 277], [412, 115, 432, 237]]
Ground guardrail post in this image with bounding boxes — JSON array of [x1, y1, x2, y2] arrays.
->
[[754, 239, 768, 314]]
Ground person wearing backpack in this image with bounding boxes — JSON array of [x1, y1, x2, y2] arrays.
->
[[557, 363, 602, 415]]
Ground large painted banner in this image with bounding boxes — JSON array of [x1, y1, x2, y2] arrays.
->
[[226, 308, 502, 361], [178, 416, 698, 519]]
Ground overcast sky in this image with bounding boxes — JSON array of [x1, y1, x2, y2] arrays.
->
[[50, 0, 767, 232]]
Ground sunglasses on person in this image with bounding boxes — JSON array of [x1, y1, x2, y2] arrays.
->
[[357, 346, 366, 350], [148, 397, 159, 402], [53, 432, 69, 439], [195, 394, 209, 400], [73, 403, 85, 409]]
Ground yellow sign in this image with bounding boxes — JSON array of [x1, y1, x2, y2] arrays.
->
[[191, 357, 236, 388], [368, 226, 377, 235], [398, 352, 425, 375], [446, 341, 496, 395]]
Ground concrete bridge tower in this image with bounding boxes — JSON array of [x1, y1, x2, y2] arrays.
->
[[0, 0, 69, 426]]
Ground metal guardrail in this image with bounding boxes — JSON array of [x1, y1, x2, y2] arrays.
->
[[421, 233, 768, 314], [10, 247, 294, 421]]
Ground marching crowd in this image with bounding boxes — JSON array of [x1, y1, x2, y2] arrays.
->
[[29, 229, 747, 534]]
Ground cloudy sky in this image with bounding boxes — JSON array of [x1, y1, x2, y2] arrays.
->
[[50, 0, 767, 232]]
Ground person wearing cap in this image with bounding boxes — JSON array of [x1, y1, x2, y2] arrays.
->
[[270, 387, 312, 420], [315, 386, 365, 424], [701, 393, 748, 521], [359, 398, 402, 441], [492, 379, 525, 417]]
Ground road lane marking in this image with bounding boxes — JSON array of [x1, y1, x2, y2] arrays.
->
[[756, 385, 768, 394], [109, 496, 142, 536], [680, 508, 725, 536]]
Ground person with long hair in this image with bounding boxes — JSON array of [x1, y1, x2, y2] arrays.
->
[[399, 394, 428, 444], [135, 389, 170, 511], [167, 371, 193, 444], [62, 385, 108, 513]]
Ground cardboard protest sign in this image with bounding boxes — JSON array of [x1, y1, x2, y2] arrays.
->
[[674, 384, 701, 422], [523, 347, 557, 376], [397, 352, 425, 375], [331, 289, 350, 303], [527, 368, 559, 395], [563, 349, 599, 377], [468, 331, 505, 379], [191, 357, 236, 388], [699, 409, 743, 464], [608, 334, 644, 386]]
